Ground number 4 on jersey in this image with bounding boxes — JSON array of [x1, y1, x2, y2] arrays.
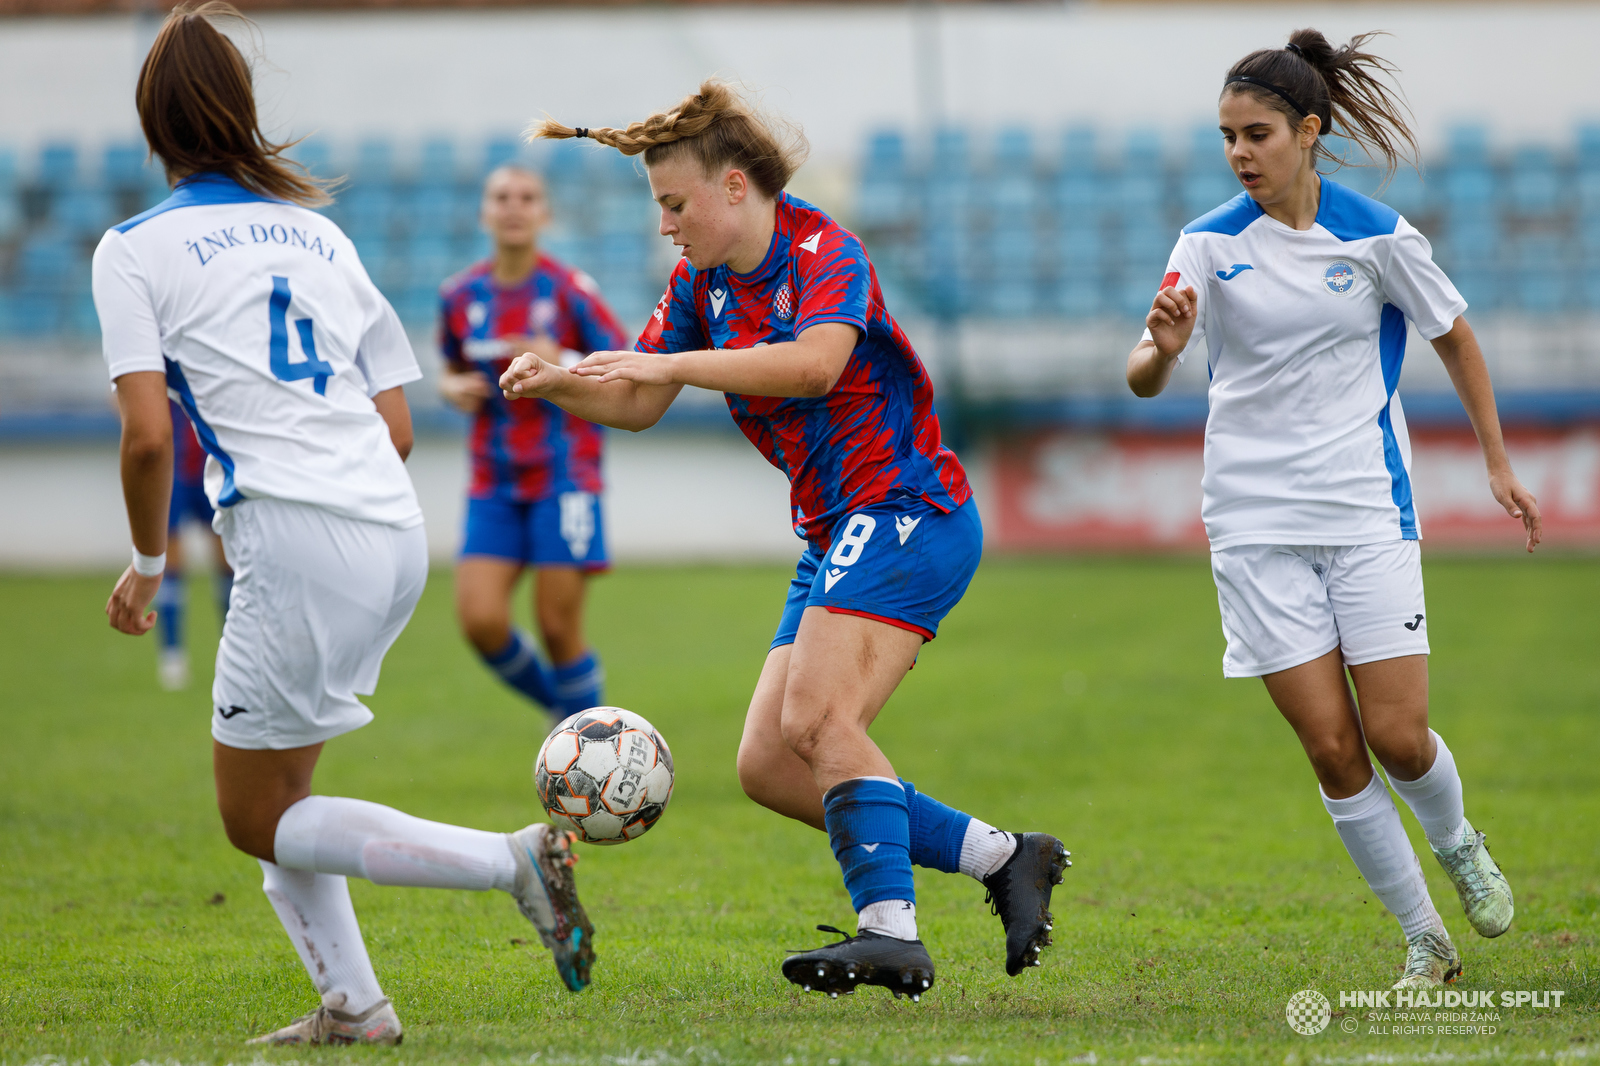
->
[[269, 275, 333, 395]]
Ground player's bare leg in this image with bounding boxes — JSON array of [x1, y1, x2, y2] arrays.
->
[[457, 557, 560, 719], [1265, 651, 1461, 987], [1352, 656, 1513, 939], [535, 565, 605, 718], [214, 740, 594, 1040]]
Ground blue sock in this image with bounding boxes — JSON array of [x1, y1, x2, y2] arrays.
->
[[483, 628, 556, 710], [214, 570, 233, 623], [823, 777, 916, 911], [552, 650, 604, 718], [156, 572, 183, 651], [901, 779, 972, 874]]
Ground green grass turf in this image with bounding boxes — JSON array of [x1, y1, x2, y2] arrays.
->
[[1, 557, 1596, 1065]]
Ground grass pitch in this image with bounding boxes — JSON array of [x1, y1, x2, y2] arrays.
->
[[1, 556, 1596, 1065]]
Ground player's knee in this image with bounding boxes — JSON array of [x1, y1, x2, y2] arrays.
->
[[1303, 735, 1367, 788], [459, 610, 511, 655], [1371, 727, 1432, 781], [217, 804, 276, 862]]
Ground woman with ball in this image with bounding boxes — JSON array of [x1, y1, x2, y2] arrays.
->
[[500, 80, 1070, 999]]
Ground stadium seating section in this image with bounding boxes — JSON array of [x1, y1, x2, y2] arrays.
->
[[2, 123, 1599, 338]]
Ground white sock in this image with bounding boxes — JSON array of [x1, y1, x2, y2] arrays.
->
[[259, 859, 386, 1016], [274, 796, 517, 892], [1321, 774, 1444, 939], [1388, 730, 1471, 851], [858, 899, 918, 940], [959, 818, 1017, 881]]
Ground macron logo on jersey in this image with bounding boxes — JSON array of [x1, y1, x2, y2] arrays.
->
[[1216, 264, 1254, 281], [710, 288, 728, 317], [798, 233, 822, 254]]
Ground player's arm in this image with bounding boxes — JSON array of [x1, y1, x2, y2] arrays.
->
[[497, 353, 685, 432], [107, 370, 172, 635], [1127, 285, 1197, 398], [563, 321, 857, 398], [373, 385, 414, 461], [1430, 315, 1541, 551], [438, 362, 490, 414]]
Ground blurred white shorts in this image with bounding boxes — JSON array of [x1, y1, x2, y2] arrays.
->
[[210, 498, 427, 750], [1210, 540, 1429, 678]]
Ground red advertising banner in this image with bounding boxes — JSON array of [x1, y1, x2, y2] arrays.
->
[[992, 428, 1600, 550]]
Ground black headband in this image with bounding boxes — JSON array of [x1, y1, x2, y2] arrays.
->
[[574, 127, 589, 139], [1285, 42, 1305, 58], [1224, 75, 1311, 118]]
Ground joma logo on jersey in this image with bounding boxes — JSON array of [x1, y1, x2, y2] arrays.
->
[[1216, 264, 1253, 281]]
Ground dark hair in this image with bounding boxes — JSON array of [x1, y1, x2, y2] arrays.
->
[[1223, 28, 1418, 179], [528, 79, 808, 199], [137, 1, 329, 206]]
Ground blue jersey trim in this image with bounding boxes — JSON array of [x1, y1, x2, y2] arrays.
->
[[114, 172, 285, 234], [163, 356, 244, 507], [1183, 191, 1263, 236], [1376, 303, 1417, 538], [1316, 175, 1400, 242]]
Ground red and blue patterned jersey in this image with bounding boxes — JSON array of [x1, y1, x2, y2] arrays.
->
[[440, 255, 627, 501], [170, 399, 207, 488], [636, 192, 970, 549]]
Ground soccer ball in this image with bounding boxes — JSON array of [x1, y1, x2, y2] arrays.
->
[[534, 707, 674, 845]]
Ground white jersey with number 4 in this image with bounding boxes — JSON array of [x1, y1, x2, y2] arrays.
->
[[92, 172, 422, 527], [1151, 176, 1466, 550]]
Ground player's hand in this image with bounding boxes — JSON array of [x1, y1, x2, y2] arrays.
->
[[1489, 468, 1542, 552], [505, 335, 563, 365], [439, 371, 491, 414], [106, 566, 161, 636], [570, 350, 677, 386], [1146, 285, 1198, 360], [499, 352, 566, 400]]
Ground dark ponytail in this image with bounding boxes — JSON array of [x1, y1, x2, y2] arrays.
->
[[1223, 28, 1418, 179], [137, 2, 331, 207]]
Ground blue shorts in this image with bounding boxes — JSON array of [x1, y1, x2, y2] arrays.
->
[[460, 491, 609, 570], [169, 482, 214, 530], [771, 496, 982, 650]]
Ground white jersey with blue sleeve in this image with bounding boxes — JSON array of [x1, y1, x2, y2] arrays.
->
[[92, 172, 422, 528], [1149, 175, 1467, 550]]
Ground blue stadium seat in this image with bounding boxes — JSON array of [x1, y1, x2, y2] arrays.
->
[[1180, 169, 1240, 224], [416, 138, 456, 186], [1111, 130, 1166, 220], [54, 186, 114, 237], [1373, 166, 1428, 218], [103, 142, 147, 188], [483, 136, 521, 178], [597, 189, 653, 235], [0, 146, 19, 240], [353, 139, 396, 186], [1507, 145, 1561, 216], [1508, 234, 1566, 311], [343, 186, 395, 241], [1577, 169, 1600, 221], [981, 275, 1037, 317], [856, 129, 913, 229], [986, 224, 1037, 280], [1058, 127, 1096, 173], [13, 231, 81, 335], [290, 139, 336, 180], [406, 185, 455, 237], [38, 142, 78, 186]]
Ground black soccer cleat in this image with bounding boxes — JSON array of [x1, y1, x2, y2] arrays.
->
[[982, 832, 1071, 976], [781, 925, 936, 1001]]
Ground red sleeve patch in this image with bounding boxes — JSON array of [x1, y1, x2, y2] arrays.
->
[[1160, 271, 1181, 292]]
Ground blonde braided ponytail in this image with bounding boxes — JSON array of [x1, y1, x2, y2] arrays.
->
[[528, 79, 807, 198]]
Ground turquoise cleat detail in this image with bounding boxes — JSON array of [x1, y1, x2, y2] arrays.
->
[[1432, 829, 1514, 938]]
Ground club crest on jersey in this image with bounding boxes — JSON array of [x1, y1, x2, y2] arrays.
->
[[1323, 259, 1357, 296], [466, 301, 487, 328], [710, 287, 728, 318], [773, 282, 794, 321]]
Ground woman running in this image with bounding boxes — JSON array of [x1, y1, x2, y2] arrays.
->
[[97, 4, 593, 1045], [1126, 29, 1537, 989], [498, 81, 1069, 999], [439, 164, 626, 727]]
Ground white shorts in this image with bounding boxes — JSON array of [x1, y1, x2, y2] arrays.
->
[[1210, 541, 1429, 678], [211, 498, 428, 749]]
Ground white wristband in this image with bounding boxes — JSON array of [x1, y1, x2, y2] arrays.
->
[[132, 547, 167, 577]]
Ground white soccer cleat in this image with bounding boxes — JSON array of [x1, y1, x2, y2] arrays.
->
[[158, 648, 189, 691], [508, 822, 595, 991], [1391, 930, 1463, 990], [246, 995, 402, 1045], [1432, 830, 1514, 938]]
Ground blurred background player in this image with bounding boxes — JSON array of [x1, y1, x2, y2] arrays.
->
[[1127, 29, 1536, 991], [97, 4, 595, 1044], [501, 82, 1070, 999], [438, 165, 626, 727], [151, 399, 232, 690]]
